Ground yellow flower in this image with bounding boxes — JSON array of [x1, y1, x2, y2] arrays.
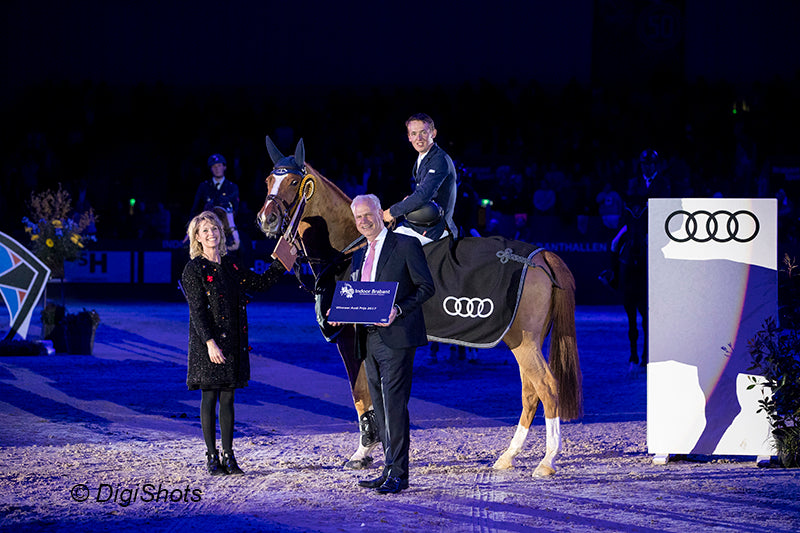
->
[[46, 239, 55, 248], [31, 234, 39, 241], [24, 226, 32, 233], [70, 233, 81, 244], [52, 220, 63, 229]]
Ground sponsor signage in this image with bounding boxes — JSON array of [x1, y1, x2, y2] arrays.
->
[[648, 199, 777, 458], [64, 251, 171, 283]]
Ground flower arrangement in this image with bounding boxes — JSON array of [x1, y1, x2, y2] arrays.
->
[[22, 184, 97, 279]]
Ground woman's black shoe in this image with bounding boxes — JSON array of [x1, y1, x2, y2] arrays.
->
[[206, 449, 226, 476], [221, 450, 244, 475]]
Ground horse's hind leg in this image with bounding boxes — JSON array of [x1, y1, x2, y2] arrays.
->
[[639, 296, 649, 366], [495, 333, 562, 477], [624, 300, 640, 365]]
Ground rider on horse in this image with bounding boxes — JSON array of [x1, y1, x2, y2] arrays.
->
[[382, 113, 458, 244]]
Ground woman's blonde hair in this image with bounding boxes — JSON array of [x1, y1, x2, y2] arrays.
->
[[187, 211, 227, 259]]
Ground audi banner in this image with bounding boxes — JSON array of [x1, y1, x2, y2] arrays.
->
[[647, 198, 777, 459]]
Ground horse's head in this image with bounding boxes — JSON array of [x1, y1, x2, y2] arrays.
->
[[256, 136, 316, 238]]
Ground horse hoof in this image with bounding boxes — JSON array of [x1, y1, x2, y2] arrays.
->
[[492, 456, 514, 470], [533, 464, 556, 478], [343, 456, 373, 470]]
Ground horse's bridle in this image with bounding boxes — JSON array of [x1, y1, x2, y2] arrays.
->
[[264, 170, 316, 237], [264, 170, 333, 294]]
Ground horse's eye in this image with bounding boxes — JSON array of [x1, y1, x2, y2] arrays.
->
[[291, 179, 299, 186]]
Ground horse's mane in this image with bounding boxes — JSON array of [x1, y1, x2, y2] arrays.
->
[[302, 162, 360, 252], [305, 162, 352, 205]]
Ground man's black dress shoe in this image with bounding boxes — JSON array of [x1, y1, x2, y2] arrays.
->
[[376, 476, 408, 494], [357, 474, 387, 489]]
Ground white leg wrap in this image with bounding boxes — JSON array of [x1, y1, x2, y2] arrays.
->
[[545, 417, 561, 455], [534, 417, 561, 478], [493, 424, 528, 470], [349, 441, 378, 461], [509, 424, 529, 455]]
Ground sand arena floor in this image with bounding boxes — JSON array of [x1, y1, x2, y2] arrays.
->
[[1, 300, 799, 532]]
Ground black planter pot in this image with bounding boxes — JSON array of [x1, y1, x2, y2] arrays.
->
[[66, 322, 97, 355], [48, 322, 70, 354]]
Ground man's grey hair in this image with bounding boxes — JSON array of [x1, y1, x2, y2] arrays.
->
[[350, 194, 382, 215]]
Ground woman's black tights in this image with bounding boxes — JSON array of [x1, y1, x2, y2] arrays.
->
[[200, 389, 235, 453]]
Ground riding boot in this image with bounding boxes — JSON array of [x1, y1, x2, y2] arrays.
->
[[206, 449, 225, 476], [359, 410, 380, 447], [221, 450, 244, 475]]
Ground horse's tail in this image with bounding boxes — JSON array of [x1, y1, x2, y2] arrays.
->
[[543, 250, 583, 421]]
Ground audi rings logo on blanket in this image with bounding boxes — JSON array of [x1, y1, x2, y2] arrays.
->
[[443, 296, 495, 319]]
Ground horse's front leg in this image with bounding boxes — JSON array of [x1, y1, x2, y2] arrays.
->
[[334, 326, 380, 469]]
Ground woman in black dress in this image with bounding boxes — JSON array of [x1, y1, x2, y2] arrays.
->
[[182, 210, 283, 475]]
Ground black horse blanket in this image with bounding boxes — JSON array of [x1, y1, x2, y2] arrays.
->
[[315, 236, 548, 350], [422, 236, 546, 348]]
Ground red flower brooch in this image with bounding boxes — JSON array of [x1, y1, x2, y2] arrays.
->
[[206, 275, 214, 282]]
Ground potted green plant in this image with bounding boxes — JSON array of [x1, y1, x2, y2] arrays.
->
[[748, 254, 800, 468]]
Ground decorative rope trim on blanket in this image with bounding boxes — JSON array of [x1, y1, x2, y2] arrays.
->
[[496, 247, 561, 288]]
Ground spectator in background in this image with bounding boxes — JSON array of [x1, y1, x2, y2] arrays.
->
[[533, 179, 556, 214], [190, 154, 240, 217], [212, 206, 240, 253], [596, 183, 623, 230]]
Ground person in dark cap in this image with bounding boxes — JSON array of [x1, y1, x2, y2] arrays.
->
[[190, 153, 241, 218], [383, 113, 458, 244]]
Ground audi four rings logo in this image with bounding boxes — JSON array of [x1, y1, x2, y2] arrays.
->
[[664, 210, 760, 243], [443, 296, 494, 318]]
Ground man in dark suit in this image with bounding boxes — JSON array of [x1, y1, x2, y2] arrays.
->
[[334, 194, 434, 493], [190, 153, 241, 217], [383, 113, 458, 241]]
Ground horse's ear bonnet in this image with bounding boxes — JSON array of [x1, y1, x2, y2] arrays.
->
[[266, 136, 306, 176]]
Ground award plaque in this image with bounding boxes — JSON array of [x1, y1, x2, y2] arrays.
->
[[327, 281, 398, 324]]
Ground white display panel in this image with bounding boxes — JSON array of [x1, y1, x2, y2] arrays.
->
[[647, 199, 777, 456]]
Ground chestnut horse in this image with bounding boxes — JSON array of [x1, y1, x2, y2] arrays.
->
[[256, 138, 582, 477]]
